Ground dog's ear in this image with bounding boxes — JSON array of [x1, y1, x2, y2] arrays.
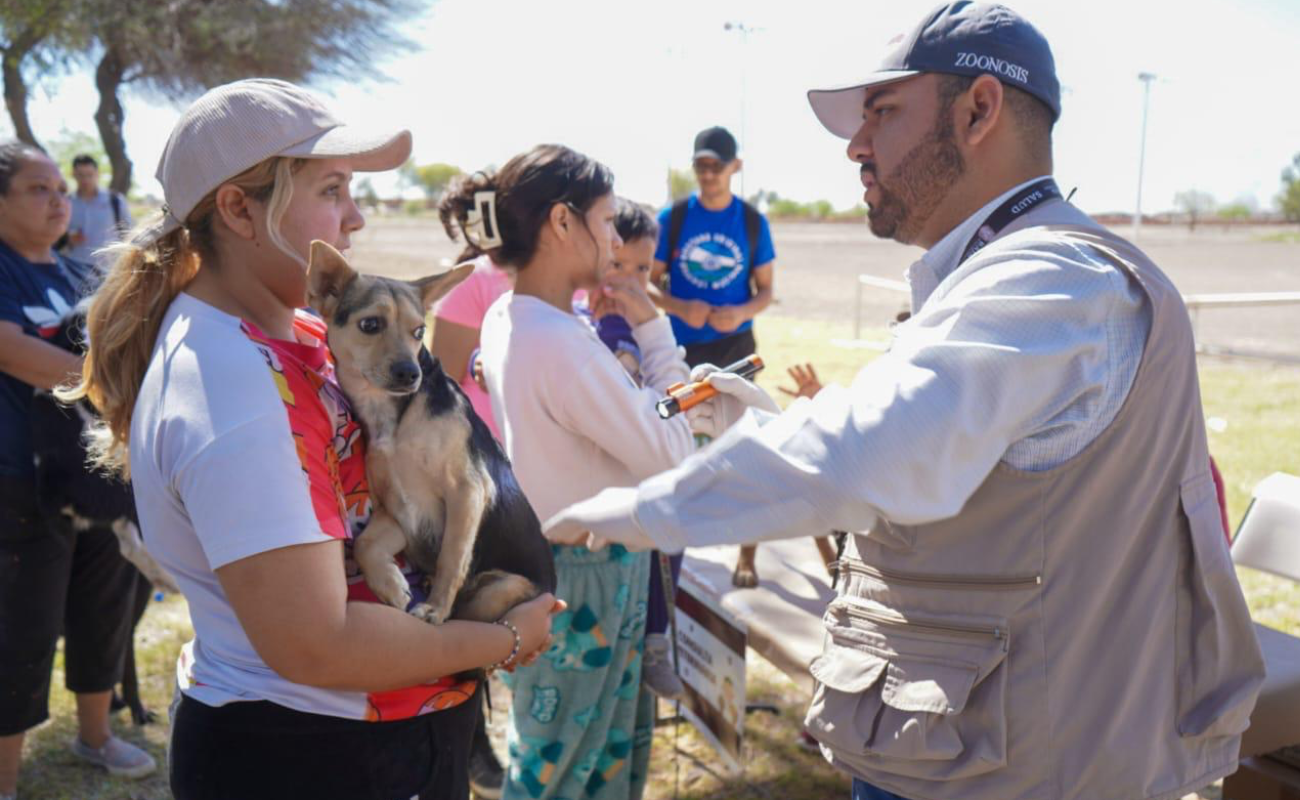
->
[[411, 262, 474, 310], [306, 240, 357, 317]]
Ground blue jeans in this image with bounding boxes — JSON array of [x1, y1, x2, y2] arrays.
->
[[852, 778, 909, 800]]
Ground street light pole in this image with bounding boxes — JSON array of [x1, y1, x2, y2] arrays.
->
[[724, 21, 754, 199], [1133, 72, 1157, 241]]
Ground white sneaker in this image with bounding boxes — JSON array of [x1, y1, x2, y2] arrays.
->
[[70, 736, 157, 779], [642, 634, 685, 699]]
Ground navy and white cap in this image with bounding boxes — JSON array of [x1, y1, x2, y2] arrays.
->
[[808, 2, 1060, 139]]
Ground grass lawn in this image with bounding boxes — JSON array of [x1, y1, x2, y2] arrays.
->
[[14, 314, 1298, 799]]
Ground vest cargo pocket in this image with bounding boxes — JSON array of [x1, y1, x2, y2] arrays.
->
[[805, 598, 1010, 781], [1175, 474, 1266, 740]]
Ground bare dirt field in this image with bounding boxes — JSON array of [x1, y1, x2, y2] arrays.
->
[[349, 217, 1300, 361]]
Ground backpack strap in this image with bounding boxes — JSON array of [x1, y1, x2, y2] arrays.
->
[[662, 197, 690, 292], [666, 197, 689, 266], [741, 200, 761, 267]]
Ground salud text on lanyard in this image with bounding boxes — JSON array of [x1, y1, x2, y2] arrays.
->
[[959, 178, 1061, 265]]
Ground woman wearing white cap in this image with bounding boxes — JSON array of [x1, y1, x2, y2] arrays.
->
[[60, 79, 561, 800]]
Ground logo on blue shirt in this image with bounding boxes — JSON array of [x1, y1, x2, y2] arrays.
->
[[679, 233, 745, 290]]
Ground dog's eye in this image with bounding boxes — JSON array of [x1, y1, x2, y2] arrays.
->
[[358, 317, 384, 334], [412, 326, 425, 342]]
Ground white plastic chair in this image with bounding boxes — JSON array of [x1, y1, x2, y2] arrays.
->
[[1229, 472, 1300, 761]]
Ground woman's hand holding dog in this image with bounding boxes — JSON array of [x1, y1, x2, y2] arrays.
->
[[599, 274, 658, 326], [500, 593, 566, 670]]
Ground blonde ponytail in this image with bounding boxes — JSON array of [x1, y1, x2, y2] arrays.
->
[[58, 156, 303, 478], [58, 230, 200, 477]]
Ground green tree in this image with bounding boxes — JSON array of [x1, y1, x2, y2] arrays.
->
[[46, 126, 106, 173], [668, 167, 695, 201], [81, 0, 418, 193], [768, 197, 807, 218], [1216, 200, 1254, 223], [808, 199, 836, 219], [400, 160, 461, 200], [355, 176, 379, 209], [0, 0, 85, 148], [1280, 153, 1300, 224], [1174, 189, 1216, 231]]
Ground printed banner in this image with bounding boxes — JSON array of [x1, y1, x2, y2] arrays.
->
[[673, 574, 747, 772]]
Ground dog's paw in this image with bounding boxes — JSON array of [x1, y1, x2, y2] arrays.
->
[[731, 564, 759, 588], [368, 568, 413, 611], [410, 603, 446, 625]]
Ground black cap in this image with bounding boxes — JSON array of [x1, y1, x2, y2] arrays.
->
[[807, 2, 1060, 139], [693, 126, 738, 163]]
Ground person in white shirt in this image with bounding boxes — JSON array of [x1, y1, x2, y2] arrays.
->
[[546, 5, 1263, 800], [60, 80, 561, 800], [443, 145, 694, 800], [66, 155, 132, 266]]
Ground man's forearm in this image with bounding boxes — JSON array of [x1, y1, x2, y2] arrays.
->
[[647, 282, 680, 315], [739, 285, 774, 320]]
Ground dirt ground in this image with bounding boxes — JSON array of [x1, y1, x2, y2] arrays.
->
[[348, 217, 1300, 361]]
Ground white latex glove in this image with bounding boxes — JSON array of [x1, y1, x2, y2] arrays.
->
[[684, 363, 781, 439], [543, 487, 657, 552]]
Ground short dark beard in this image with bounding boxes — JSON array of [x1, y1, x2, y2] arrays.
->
[[865, 108, 966, 244]]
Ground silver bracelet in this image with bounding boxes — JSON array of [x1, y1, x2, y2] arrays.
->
[[488, 619, 521, 672]]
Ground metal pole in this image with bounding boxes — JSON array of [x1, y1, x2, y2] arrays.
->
[[725, 22, 756, 200], [1133, 72, 1156, 241], [739, 26, 747, 200]]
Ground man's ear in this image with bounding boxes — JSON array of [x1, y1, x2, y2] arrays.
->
[[961, 74, 1004, 149], [214, 184, 257, 240], [305, 240, 357, 318], [731, 157, 744, 174], [412, 262, 474, 310]]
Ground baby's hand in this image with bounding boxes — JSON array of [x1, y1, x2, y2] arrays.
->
[[779, 363, 823, 400], [601, 274, 657, 326]]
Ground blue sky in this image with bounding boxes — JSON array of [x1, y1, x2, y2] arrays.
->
[[14, 0, 1300, 217]]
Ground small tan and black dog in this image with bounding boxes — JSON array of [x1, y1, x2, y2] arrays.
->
[[306, 241, 555, 626]]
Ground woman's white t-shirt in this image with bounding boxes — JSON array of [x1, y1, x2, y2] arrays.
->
[[130, 293, 476, 721]]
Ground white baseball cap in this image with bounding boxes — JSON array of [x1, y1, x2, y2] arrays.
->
[[136, 78, 411, 245]]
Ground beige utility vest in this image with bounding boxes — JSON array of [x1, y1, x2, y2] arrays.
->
[[805, 224, 1265, 800]]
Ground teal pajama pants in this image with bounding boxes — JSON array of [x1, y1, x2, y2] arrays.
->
[[503, 544, 654, 800]]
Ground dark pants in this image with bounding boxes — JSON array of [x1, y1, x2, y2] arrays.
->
[[170, 686, 481, 800], [645, 552, 683, 635], [682, 328, 757, 370], [852, 779, 909, 800], [0, 476, 139, 736]]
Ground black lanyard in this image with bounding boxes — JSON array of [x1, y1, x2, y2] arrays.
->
[[959, 178, 1061, 265]]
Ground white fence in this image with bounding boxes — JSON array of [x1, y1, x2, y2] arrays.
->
[[853, 274, 1300, 364]]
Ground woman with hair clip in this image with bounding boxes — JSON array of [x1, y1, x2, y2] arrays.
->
[[0, 141, 154, 799], [60, 79, 562, 800], [442, 145, 695, 800]]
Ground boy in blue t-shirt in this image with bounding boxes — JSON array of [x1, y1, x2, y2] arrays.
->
[[651, 125, 775, 372], [650, 125, 775, 588]]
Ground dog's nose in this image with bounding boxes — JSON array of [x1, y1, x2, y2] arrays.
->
[[390, 360, 421, 387]]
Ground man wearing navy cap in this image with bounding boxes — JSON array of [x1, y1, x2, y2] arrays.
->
[[649, 127, 777, 591], [547, 4, 1264, 800]]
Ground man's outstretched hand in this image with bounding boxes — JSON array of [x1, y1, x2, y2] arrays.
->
[[543, 487, 657, 552]]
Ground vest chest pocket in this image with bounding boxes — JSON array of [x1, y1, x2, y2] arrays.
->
[[804, 599, 1010, 781]]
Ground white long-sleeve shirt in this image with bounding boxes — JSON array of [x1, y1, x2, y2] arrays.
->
[[635, 180, 1153, 552], [479, 292, 694, 522]]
